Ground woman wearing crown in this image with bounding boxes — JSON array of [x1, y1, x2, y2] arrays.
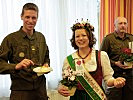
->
[[58, 19, 126, 100]]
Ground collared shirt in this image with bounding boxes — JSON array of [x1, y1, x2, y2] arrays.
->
[[100, 32, 133, 71], [0, 27, 50, 90]]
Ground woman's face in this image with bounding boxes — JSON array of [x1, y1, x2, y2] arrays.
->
[[75, 29, 89, 49]]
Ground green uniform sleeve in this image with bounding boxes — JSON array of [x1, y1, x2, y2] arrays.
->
[[100, 36, 116, 66], [0, 37, 16, 74]]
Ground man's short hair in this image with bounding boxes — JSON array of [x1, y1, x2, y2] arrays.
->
[[21, 3, 39, 17]]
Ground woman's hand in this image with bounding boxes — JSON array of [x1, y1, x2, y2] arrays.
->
[[114, 77, 126, 88], [58, 85, 70, 97]]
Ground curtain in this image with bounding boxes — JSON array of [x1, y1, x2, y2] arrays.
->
[[0, 0, 99, 97], [100, 0, 133, 43]]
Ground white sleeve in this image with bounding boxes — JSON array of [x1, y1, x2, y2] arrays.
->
[[101, 51, 114, 83], [62, 58, 70, 73]]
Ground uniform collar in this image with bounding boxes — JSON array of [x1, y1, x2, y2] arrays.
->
[[114, 31, 130, 40], [19, 26, 36, 40]]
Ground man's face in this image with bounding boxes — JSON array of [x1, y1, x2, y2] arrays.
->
[[115, 17, 128, 33], [21, 10, 38, 33]]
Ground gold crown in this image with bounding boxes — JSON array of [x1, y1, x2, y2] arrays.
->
[[71, 18, 94, 32]]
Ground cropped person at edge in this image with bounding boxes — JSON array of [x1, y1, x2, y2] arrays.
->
[[100, 16, 133, 100]]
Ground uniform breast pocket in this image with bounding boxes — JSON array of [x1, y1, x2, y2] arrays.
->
[[12, 44, 28, 62], [111, 44, 121, 54], [38, 42, 47, 56]]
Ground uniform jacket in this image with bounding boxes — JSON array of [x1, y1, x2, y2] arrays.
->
[[0, 27, 50, 90]]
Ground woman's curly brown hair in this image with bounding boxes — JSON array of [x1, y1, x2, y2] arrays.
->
[[70, 22, 96, 50]]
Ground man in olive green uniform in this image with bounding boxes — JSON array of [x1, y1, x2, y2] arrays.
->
[[0, 3, 50, 100], [100, 17, 133, 100]]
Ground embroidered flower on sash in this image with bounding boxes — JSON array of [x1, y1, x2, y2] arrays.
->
[[76, 60, 81, 65]]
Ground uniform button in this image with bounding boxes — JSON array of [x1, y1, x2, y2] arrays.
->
[[32, 74, 38, 79], [123, 72, 126, 75]]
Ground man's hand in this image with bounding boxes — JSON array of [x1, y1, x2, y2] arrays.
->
[[115, 61, 128, 69], [15, 59, 34, 70], [43, 63, 49, 67]]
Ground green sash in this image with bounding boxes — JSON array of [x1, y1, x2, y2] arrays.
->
[[67, 52, 107, 100]]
